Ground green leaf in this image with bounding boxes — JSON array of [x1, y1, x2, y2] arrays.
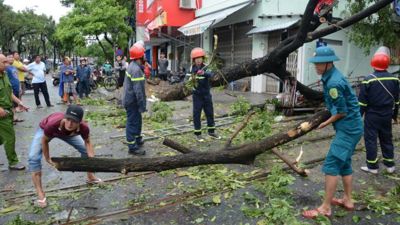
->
[[212, 195, 221, 204], [352, 215, 361, 223]]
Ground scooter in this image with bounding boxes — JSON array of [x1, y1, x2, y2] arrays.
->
[[24, 76, 33, 90], [52, 73, 60, 86]]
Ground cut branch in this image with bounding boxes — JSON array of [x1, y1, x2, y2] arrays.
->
[[224, 111, 256, 148], [52, 110, 331, 173], [163, 138, 195, 154], [271, 148, 308, 177]]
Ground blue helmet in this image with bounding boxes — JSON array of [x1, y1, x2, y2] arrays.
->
[[308, 46, 340, 63]]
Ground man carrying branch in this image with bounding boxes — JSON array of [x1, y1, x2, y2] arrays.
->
[[28, 105, 102, 208], [303, 46, 363, 218]]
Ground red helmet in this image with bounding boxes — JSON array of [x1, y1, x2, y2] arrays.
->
[[129, 45, 145, 60], [371, 46, 390, 71], [190, 47, 206, 59]]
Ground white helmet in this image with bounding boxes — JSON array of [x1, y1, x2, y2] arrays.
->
[[135, 40, 145, 48]]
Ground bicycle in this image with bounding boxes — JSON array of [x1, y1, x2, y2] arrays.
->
[[102, 70, 118, 92]]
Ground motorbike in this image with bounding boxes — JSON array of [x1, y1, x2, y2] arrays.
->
[[24, 75, 33, 90], [52, 73, 60, 86]]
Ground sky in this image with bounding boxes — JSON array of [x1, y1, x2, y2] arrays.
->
[[3, 0, 72, 23]]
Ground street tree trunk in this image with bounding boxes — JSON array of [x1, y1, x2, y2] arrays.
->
[[53, 110, 331, 172]]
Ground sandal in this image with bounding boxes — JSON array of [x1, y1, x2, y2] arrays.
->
[[331, 198, 354, 211], [302, 208, 331, 219], [35, 197, 47, 208], [86, 178, 103, 185], [13, 118, 24, 123]]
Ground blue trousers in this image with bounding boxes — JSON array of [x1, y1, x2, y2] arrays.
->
[[364, 113, 394, 169], [78, 79, 90, 98], [28, 128, 88, 172], [193, 93, 215, 135], [125, 105, 142, 150]]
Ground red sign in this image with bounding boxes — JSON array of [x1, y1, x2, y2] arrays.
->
[[136, 0, 147, 26]]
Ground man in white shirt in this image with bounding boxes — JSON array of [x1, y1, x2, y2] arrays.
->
[[27, 55, 53, 108]]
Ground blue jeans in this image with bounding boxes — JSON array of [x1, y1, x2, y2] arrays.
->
[[125, 105, 142, 150], [28, 128, 88, 172]]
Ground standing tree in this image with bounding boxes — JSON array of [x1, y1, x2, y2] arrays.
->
[[55, 0, 132, 62]]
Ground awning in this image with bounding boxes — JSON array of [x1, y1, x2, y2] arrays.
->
[[147, 11, 168, 31], [178, 3, 250, 36], [246, 18, 301, 35]]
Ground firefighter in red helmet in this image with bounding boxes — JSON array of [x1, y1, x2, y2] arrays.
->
[[359, 46, 399, 174], [189, 47, 220, 142], [122, 44, 147, 155]]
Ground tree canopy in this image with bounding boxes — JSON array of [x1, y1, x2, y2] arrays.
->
[[55, 0, 133, 61], [345, 0, 400, 54]]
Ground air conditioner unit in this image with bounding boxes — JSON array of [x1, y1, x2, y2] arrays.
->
[[180, 0, 196, 9]]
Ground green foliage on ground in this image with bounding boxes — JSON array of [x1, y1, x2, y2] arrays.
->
[[241, 166, 309, 225], [150, 101, 174, 123], [6, 215, 38, 225], [355, 185, 400, 215], [233, 109, 274, 145], [230, 96, 251, 116]]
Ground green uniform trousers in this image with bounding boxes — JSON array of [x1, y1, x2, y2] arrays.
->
[[0, 112, 18, 166]]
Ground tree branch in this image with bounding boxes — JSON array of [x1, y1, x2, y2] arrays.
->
[[52, 110, 331, 173]]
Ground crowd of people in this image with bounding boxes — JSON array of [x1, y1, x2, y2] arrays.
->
[[0, 43, 398, 216]]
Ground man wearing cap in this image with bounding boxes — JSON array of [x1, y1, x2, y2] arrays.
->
[[359, 46, 399, 174], [28, 105, 101, 208], [303, 46, 363, 219], [0, 54, 28, 170]]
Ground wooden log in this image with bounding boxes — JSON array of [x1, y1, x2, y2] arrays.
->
[[52, 110, 331, 173], [162, 138, 194, 154], [271, 148, 308, 177]]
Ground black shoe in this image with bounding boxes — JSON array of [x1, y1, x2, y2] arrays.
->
[[208, 132, 221, 140], [9, 162, 25, 170], [47, 104, 54, 107], [136, 137, 144, 146], [129, 149, 146, 155]]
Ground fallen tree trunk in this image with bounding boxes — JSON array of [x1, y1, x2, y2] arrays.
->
[[52, 110, 330, 172], [147, 0, 393, 102]]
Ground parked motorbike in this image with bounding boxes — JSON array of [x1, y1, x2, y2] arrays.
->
[[24, 75, 33, 90], [52, 73, 60, 86]]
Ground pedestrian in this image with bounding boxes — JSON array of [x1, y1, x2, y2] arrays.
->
[[5, 53, 24, 123], [122, 44, 146, 155], [114, 53, 127, 88], [158, 52, 168, 81], [60, 57, 80, 105], [11, 51, 28, 100], [102, 60, 113, 77], [359, 46, 399, 174], [76, 58, 91, 98], [190, 47, 220, 142], [0, 54, 28, 170], [28, 105, 102, 208], [302, 46, 363, 219], [27, 55, 53, 108]]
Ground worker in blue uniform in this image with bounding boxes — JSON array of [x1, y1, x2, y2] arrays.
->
[[303, 46, 363, 219], [189, 47, 220, 142], [359, 46, 399, 174], [123, 43, 147, 155]]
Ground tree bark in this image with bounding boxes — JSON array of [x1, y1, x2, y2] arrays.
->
[[147, 0, 393, 102], [52, 110, 331, 173]]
